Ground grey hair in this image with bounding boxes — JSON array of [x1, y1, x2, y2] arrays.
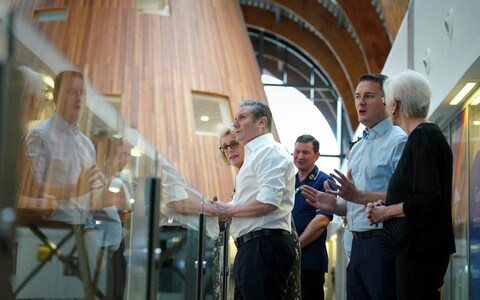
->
[[383, 70, 431, 118], [238, 99, 273, 132]]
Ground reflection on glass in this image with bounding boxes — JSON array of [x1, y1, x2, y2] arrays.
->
[[156, 156, 220, 299], [4, 9, 225, 300], [450, 111, 468, 300]]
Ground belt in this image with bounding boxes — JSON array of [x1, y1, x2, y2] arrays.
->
[[235, 229, 290, 249], [352, 229, 382, 240]]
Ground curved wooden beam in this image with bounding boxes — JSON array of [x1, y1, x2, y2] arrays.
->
[[337, 0, 391, 73], [378, 0, 409, 42], [242, 5, 358, 128], [270, 0, 369, 92]]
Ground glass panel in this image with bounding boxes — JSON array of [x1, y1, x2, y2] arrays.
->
[[0, 7, 18, 300], [156, 156, 221, 299], [469, 104, 480, 299], [1, 7, 225, 300], [450, 110, 469, 300]]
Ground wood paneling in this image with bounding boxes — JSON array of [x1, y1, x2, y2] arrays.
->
[[378, 0, 409, 42], [11, 0, 266, 201], [337, 0, 391, 73]]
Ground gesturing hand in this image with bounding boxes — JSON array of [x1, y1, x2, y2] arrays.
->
[[301, 185, 336, 212], [325, 169, 360, 203], [77, 165, 104, 196]]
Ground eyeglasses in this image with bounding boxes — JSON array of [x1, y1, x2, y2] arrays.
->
[[219, 141, 240, 153]]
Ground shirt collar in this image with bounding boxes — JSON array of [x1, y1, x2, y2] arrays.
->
[[52, 113, 80, 134], [296, 165, 319, 183], [244, 133, 274, 154], [364, 117, 392, 139], [308, 165, 319, 181]]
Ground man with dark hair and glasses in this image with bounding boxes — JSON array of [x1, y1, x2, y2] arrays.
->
[[215, 100, 296, 300], [302, 74, 407, 299]]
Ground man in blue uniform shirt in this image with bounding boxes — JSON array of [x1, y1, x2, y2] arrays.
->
[[292, 134, 333, 300]]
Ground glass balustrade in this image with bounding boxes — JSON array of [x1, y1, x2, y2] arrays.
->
[[0, 8, 228, 300]]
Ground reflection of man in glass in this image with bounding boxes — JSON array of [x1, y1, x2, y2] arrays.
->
[[17, 67, 102, 217], [92, 134, 132, 300], [25, 71, 101, 280], [26, 70, 98, 223]]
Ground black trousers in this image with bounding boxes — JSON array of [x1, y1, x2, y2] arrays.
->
[[395, 252, 450, 300], [301, 268, 325, 300], [233, 234, 295, 300]]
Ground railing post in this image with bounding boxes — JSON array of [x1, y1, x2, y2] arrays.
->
[[146, 177, 160, 300]]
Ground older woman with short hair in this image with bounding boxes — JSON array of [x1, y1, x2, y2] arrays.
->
[[219, 127, 244, 169], [366, 70, 455, 299]]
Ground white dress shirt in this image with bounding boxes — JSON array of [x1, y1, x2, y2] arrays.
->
[[25, 113, 97, 224], [229, 133, 295, 239]]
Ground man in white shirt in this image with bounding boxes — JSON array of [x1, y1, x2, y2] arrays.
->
[[26, 70, 99, 225], [25, 71, 102, 291], [216, 100, 296, 300]]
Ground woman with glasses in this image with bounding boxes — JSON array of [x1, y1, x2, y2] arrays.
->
[[218, 127, 301, 300], [218, 127, 244, 169]]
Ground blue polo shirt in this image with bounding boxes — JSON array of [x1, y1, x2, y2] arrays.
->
[[292, 165, 333, 271]]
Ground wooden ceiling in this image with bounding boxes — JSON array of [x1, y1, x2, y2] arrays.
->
[[239, 0, 409, 129]]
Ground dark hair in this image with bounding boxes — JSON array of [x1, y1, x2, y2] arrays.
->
[[53, 70, 84, 102], [238, 99, 273, 132], [348, 136, 362, 150], [295, 134, 319, 153], [359, 74, 388, 90]]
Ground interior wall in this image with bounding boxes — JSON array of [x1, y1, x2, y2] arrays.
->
[[382, 0, 480, 126], [381, 14, 409, 78], [10, 0, 268, 200], [412, 0, 480, 112]]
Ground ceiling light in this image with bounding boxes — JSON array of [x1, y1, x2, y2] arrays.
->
[[471, 94, 480, 105], [108, 177, 123, 193], [450, 82, 476, 105], [130, 147, 142, 157], [200, 115, 210, 122], [43, 75, 54, 88], [473, 121, 480, 126]]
